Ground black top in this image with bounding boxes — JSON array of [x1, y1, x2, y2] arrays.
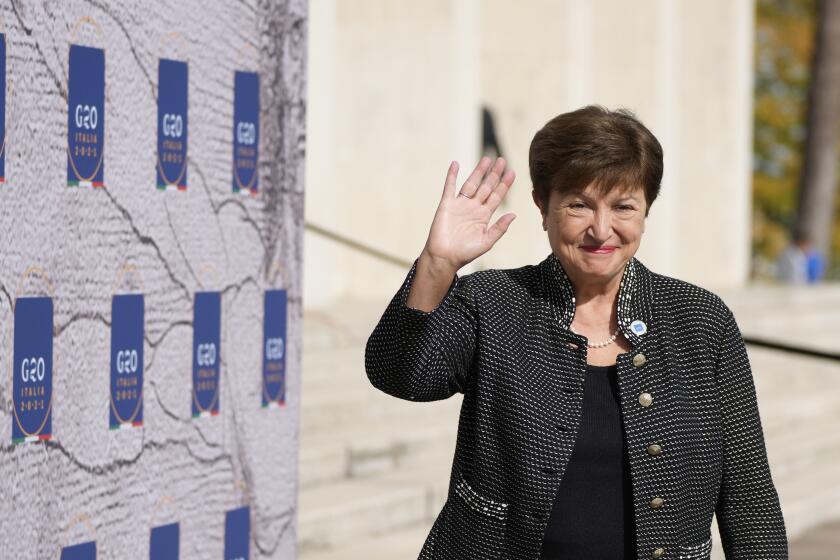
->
[[540, 363, 637, 559]]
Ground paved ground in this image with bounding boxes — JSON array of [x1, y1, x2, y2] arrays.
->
[[790, 519, 840, 559]]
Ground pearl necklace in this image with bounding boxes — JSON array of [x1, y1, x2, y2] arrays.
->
[[570, 325, 621, 348]]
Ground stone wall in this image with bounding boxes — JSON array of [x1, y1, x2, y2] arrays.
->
[[304, 0, 755, 306]]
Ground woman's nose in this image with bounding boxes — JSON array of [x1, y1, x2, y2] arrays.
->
[[587, 211, 612, 241]]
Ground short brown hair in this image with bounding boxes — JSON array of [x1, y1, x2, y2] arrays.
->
[[529, 105, 663, 215]]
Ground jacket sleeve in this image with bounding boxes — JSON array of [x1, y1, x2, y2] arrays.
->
[[364, 259, 478, 402], [714, 308, 788, 558]]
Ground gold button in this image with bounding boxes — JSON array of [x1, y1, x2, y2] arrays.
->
[[652, 547, 665, 559], [633, 353, 647, 367], [639, 392, 653, 407], [647, 443, 662, 456], [649, 497, 665, 509]]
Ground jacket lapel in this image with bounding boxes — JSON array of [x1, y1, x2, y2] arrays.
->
[[535, 253, 682, 545], [538, 253, 653, 347]]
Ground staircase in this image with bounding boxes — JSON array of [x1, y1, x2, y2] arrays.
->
[[298, 303, 461, 559]]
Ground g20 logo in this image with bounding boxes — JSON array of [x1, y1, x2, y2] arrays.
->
[[116, 349, 139, 374], [162, 113, 183, 138], [20, 357, 46, 382], [74, 104, 99, 130], [13, 295, 54, 442], [265, 337, 284, 361], [236, 122, 256, 145], [197, 343, 217, 367]]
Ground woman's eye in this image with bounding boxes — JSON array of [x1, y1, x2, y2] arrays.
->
[[616, 205, 635, 211], [569, 203, 586, 209]]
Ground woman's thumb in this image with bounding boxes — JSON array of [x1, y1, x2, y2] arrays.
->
[[488, 212, 516, 243]]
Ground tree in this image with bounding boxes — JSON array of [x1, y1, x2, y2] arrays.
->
[[796, 0, 840, 260]]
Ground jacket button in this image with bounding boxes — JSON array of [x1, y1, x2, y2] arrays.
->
[[652, 547, 665, 558], [647, 443, 662, 456], [649, 497, 665, 509], [633, 353, 647, 367], [639, 392, 653, 407]]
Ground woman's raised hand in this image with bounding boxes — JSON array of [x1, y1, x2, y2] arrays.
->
[[407, 157, 516, 312], [422, 156, 517, 274]]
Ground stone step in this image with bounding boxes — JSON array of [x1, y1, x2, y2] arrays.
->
[[299, 455, 826, 560], [298, 414, 836, 492], [299, 522, 432, 560], [790, 518, 840, 560], [301, 386, 461, 435], [299, 418, 458, 488], [301, 360, 365, 383], [776, 472, 840, 525], [301, 356, 386, 399], [300, 361, 838, 411], [297, 459, 450, 554], [766, 418, 840, 474], [303, 308, 381, 351]]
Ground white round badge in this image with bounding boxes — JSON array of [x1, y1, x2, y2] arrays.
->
[[630, 320, 647, 336]]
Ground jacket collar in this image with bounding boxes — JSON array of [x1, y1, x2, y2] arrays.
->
[[538, 252, 653, 349]]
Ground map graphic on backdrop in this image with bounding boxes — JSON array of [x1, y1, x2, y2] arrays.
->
[[67, 44, 105, 188], [156, 58, 188, 191]]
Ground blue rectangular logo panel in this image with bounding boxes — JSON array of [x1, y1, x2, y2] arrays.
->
[[60, 541, 96, 560], [150, 522, 179, 560], [262, 290, 287, 407], [224, 506, 250, 560], [192, 292, 221, 417], [12, 297, 53, 443], [232, 71, 259, 195], [67, 44, 105, 187], [156, 58, 188, 191], [109, 294, 144, 429], [0, 33, 6, 183]]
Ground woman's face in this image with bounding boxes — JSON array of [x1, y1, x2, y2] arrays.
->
[[534, 182, 648, 287]]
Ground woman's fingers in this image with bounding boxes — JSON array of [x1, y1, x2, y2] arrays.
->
[[457, 156, 492, 198], [428, 156, 514, 271], [474, 157, 507, 204], [484, 168, 516, 212], [442, 160, 459, 199], [487, 212, 517, 245]]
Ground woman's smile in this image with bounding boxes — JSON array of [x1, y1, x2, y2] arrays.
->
[[580, 245, 618, 254]]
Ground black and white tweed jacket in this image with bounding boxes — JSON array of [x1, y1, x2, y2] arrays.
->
[[365, 254, 788, 560]]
